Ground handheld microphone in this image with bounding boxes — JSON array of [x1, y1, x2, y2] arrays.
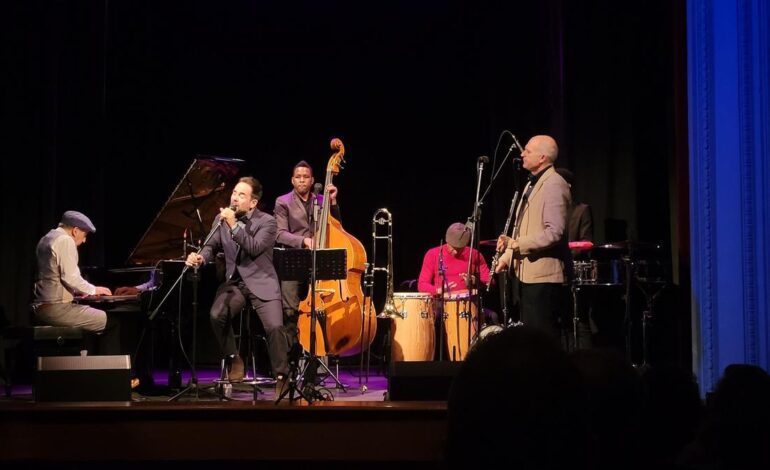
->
[[478, 155, 490, 164], [220, 204, 238, 225], [313, 183, 323, 204], [511, 134, 524, 153]]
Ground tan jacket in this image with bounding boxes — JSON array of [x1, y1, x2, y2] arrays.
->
[[500, 166, 570, 283]]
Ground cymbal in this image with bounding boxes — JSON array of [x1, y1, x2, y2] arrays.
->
[[592, 243, 625, 250], [595, 240, 663, 251]]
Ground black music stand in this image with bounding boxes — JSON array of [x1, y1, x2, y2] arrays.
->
[[274, 247, 347, 403]]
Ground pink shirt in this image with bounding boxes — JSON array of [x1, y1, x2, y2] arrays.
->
[[418, 245, 491, 295]]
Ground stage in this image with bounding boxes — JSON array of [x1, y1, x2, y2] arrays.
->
[[0, 366, 449, 466]]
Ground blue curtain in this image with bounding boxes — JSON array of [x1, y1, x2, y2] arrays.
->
[[688, 0, 770, 394]]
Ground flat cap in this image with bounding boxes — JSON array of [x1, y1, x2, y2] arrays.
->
[[446, 222, 470, 249], [61, 210, 96, 233]]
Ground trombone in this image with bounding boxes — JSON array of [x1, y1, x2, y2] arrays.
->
[[372, 208, 400, 319], [359, 208, 398, 392]]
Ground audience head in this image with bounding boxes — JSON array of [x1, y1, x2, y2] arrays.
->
[[570, 348, 644, 469], [447, 326, 592, 469]]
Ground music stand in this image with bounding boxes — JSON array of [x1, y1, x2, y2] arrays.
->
[[274, 247, 347, 403]]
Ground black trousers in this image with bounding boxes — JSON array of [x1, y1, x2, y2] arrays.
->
[[209, 279, 290, 376], [520, 281, 571, 343]]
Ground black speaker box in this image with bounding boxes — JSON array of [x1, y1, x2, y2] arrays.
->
[[388, 361, 462, 401], [35, 355, 132, 402]]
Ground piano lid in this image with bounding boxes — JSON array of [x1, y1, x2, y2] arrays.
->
[[126, 156, 244, 266]]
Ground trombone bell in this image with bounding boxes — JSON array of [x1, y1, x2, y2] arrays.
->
[[377, 298, 402, 319]]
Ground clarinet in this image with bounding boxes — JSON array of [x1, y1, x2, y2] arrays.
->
[[487, 191, 519, 290]]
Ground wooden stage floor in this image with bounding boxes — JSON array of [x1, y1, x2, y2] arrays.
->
[[0, 366, 449, 467]]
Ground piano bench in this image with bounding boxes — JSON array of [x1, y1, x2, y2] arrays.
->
[[1, 326, 84, 397], [31, 326, 86, 357]]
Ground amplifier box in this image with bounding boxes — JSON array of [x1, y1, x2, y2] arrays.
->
[[36, 355, 132, 402]]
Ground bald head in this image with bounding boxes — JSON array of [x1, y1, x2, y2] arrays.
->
[[531, 135, 559, 163], [521, 135, 559, 174]]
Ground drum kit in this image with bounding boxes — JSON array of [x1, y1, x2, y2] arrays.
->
[[382, 234, 668, 366], [569, 240, 669, 364]]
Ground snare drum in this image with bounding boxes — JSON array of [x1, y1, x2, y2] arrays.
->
[[595, 259, 625, 285], [573, 260, 597, 284], [440, 293, 478, 361], [390, 293, 435, 361]]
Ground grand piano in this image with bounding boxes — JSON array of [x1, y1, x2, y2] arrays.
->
[[81, 156, 244, 391]]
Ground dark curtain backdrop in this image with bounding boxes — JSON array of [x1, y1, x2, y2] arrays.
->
[[2, 0, 686, 351]]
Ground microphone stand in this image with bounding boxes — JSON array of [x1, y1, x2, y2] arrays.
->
[[157, 219, 223, 401], [479, 132, 520, 203], [306, 194, 321, 392], [278, 193, 330, 402], [477, 132, 522, 329], [437, 240, 449, 361], [465, 157, 487, 346]]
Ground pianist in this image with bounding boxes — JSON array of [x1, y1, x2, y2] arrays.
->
[[31, 210, 120, 354]]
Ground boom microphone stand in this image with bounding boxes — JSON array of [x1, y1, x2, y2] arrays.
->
[[464, 156, 488, 345], [476, 130, 524, 333], [151, 219, 223, 401]]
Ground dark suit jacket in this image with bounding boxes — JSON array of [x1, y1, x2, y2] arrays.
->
[[200, 208, 281, 301], [568, 203, 593, 243], [274, 190, 340, 248]]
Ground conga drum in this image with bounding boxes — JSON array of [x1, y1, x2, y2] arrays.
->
[[390, 293, 435, 361], [441, 293, 478, 361]]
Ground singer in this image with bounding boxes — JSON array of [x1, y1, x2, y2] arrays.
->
[[495, 135, 571, 343], [273, 161, 339, 356], [185, 176, 291, 390]]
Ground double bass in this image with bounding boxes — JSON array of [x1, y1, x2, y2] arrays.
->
[[297, 138, 377, 356]]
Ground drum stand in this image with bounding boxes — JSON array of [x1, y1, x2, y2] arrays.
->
[[570, 280, 581, 351], [622, 256, 635, 364], [621, 253, 667, 367], [635, 280, 666, 368]]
